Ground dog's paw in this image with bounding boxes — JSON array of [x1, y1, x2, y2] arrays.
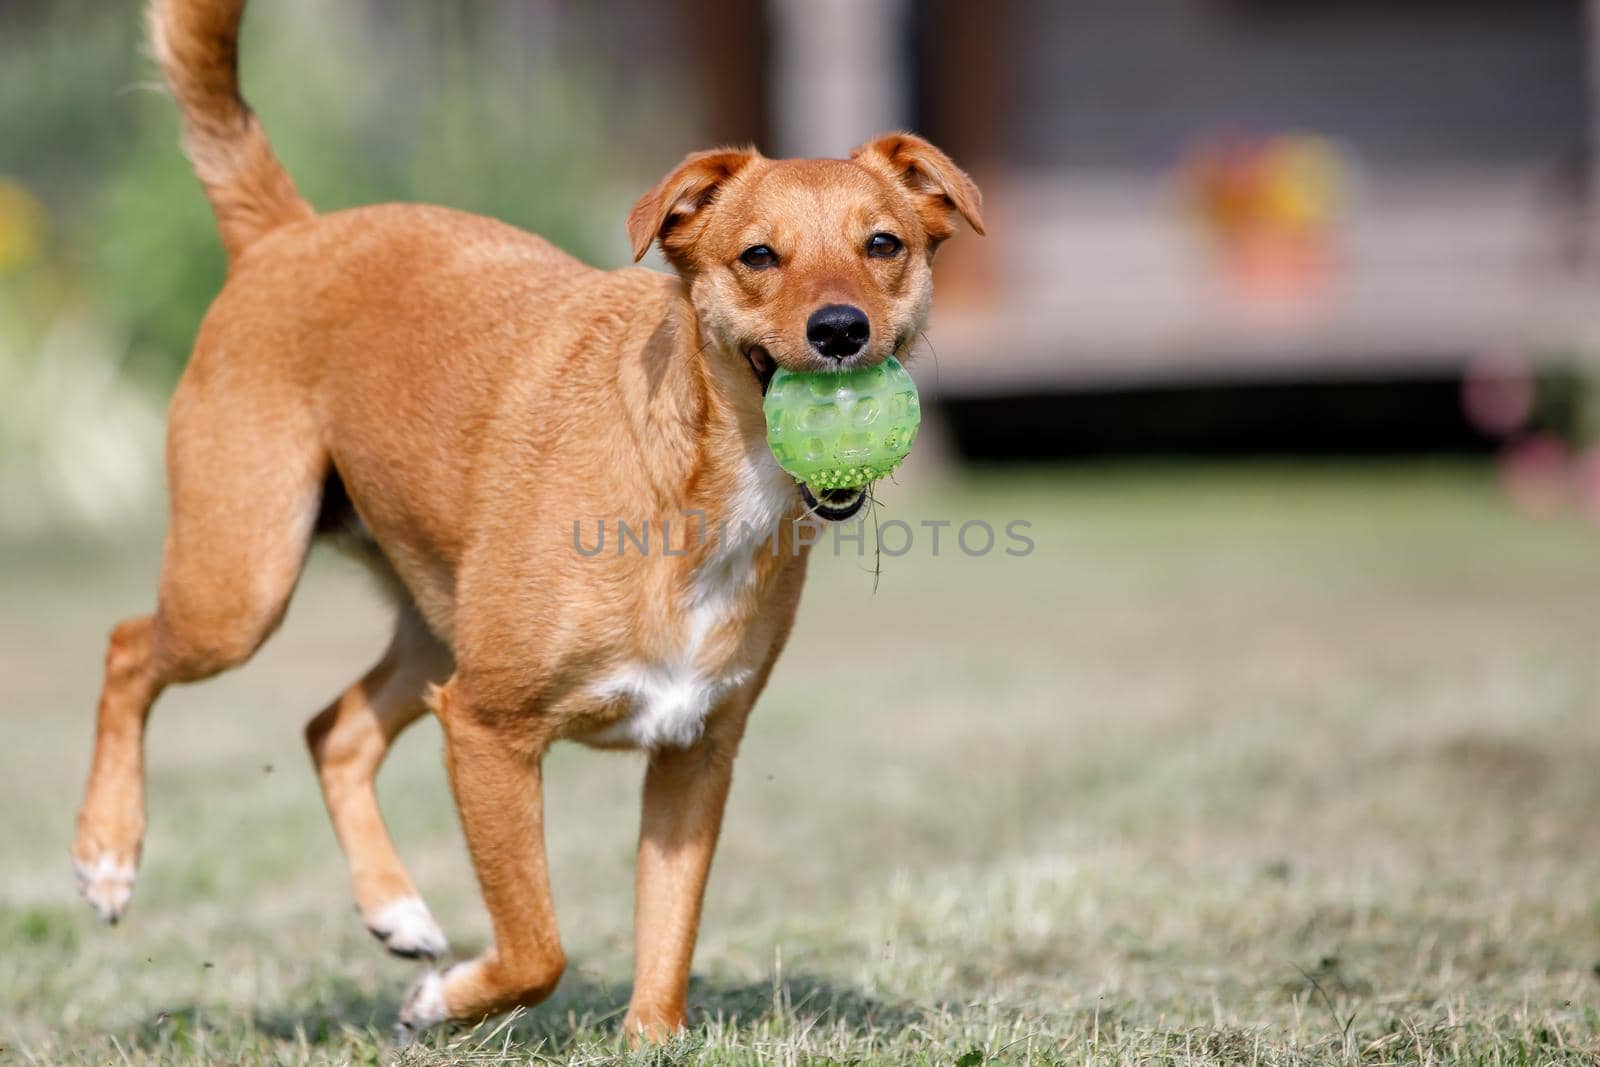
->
[[72, 851, 137, 924], [366, 896, 449, 959], [394, 969, 449, 1044]]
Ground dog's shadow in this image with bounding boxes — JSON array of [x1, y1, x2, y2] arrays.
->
[[123, 968, 926, 1054]]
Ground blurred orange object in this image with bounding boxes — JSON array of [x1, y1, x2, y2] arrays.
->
[[1182, 134, 1348, 304], [0, 177, 45, 274]]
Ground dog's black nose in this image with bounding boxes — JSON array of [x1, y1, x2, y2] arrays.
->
[[806, 304, 870, 359]]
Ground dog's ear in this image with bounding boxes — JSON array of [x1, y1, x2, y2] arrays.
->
[[852, 132, 985, 245], [628, 146, 761, 264]]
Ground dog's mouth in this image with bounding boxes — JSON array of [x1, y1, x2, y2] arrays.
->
[[745, 342, 909, 392], [745, 345, 778, 394], [799, 482, 867, 521], [745, 344, 866, 520]]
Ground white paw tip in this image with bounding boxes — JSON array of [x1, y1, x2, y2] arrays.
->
[[396, 969, 448, 1040], [368, 896, 449, 959], [73, 853, 137, 924]]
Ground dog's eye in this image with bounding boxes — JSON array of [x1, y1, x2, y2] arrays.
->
[[739, 245, 779, 269], [866, 233, 903, 258]]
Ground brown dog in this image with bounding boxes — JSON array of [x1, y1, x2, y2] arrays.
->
[[72, 0, 982, 1040]]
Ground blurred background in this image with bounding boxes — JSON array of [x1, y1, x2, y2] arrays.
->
[[7, 0, 1600, 532], [10, 4, 1600, 1061]]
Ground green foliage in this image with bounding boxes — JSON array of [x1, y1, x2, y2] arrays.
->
[[0, 1, 143, 216], [2, 0, 688, 386], [0, 0, 692, 533], [87, 100, 230, 384]]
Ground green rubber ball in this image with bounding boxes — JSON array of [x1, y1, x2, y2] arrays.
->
[[763, 356, 921, 490]]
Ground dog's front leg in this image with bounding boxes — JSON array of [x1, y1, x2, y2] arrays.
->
[[398, 680, 565, 1037], [624, 709, 749, 1042]]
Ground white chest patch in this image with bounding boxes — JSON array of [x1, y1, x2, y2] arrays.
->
[[588, 453, 796, 750]]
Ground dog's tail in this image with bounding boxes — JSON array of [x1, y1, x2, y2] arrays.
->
[[148, 0, 312, 259]]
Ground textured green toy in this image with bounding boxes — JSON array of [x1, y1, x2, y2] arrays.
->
[[763, 357, 920, 490]]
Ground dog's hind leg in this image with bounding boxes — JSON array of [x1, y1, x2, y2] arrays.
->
[[72, 359, 325, 921], [71, 615, 163, 922], [306, 605, 452, 959]]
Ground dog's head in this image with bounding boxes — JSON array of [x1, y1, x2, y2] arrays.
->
[[628, 132, 983, 390], [627, 133, 982, 520]]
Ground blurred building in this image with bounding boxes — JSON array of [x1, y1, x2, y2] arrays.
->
[[670, 0, 1600, 454], [12, 0, 1598, 464]]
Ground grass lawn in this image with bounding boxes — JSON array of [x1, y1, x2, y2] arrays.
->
[[4, 463, 1600, 1065]]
